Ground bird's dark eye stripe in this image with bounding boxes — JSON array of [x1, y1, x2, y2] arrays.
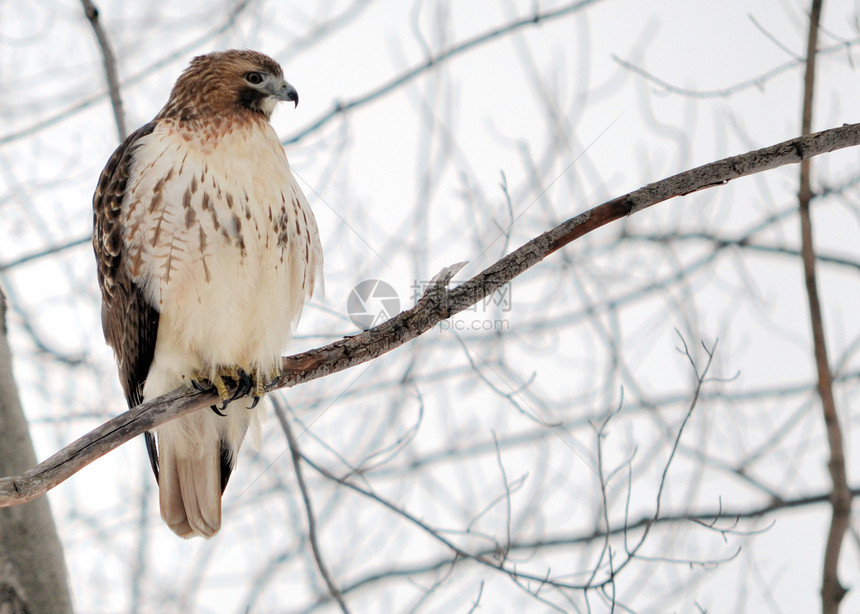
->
[[245, 72, 264, 85]]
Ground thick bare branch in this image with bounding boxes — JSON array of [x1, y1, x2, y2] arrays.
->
[[0, 290, 74, 613], [1, 122, 860, 507]]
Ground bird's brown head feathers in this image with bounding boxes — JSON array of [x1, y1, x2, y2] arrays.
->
[[157, 50, 298, 122]]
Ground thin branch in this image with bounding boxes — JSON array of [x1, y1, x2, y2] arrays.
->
[[272, 399, 349, 614], [466, 581, 484, 614], [608, 337, 718, 583], [305, 485, 860, 609], [0, 235, 92, 273], [80, 0, 127, 141], [797, 3, 850, 613], [586, 397, 624, 596], [613, 36, 860, 99], [749, 14, 803, 61], [283, 0, 602, 144], [2, 123, 860, 506], [0, 0, 253, 148], [622, 230, 860, 273]]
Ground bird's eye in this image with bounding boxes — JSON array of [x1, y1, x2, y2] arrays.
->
[[245, 72, 264, 85]]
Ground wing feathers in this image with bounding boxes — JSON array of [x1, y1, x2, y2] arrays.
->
[[144, 431, 160, 483], [93, 121, 161, 410], [219, 439, 233, 493]]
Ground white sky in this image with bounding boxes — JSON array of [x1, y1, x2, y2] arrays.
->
[[2, 0, 860, 612]]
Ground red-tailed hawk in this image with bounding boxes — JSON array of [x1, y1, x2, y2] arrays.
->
[[93, 50, 323, 538]]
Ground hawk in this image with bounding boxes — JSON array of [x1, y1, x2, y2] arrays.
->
[[93, 50, 323, 538]]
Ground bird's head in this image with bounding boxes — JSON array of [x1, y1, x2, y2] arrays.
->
[[159, 49, 299, 121]]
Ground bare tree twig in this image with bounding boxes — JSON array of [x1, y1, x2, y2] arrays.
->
[[592, 336, 720, 586], [80, 0, 127, 141], [0, 0, 254, 148], [466, 581, 485, 614], [0, 235, 92, 273], [294, 442, 600, 595], [586, 394, 625, 593], [272, 398, 350, 614], [797, 3, 851, 612], [283, 0, 602, 144], [613, 36, 860, 99], [622, 231, 860, 272], [304, 482, 860, 609], [1, 123, 860, 507]]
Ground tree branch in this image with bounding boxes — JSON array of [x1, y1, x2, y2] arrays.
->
[[0, 291, 74, 613], [2, 122, 860, 507], [797, 3, 851, 613], [273, 399, 350, 614], [306, 486, 860, 609], [80, 0, 127, 141], [612, 36, 860, 99], [0, 0, 254, 148], [283, 0, 602, 144]]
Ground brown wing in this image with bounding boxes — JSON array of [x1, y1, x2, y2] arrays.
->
[[92, 122, 161, 479]]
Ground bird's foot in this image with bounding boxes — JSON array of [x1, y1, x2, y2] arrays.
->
[[195, 365, 255, 416], [189, 370, 226, 415], [216, 365, 254, 402], [191, 365, 272, 412]]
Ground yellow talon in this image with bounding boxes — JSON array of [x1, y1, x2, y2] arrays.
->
[[253, 375, 265, 399], [213, 364, 254, 404], [191, 364, 268, 411], [213, 373, 231, 402]]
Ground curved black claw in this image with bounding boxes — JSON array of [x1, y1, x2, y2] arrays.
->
[[229, 369, 254, 401], [192, 379, 210, 392], [247, 395, 262, 410], [210, 404, 227, 417]]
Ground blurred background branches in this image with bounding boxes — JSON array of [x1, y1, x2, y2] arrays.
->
[[1, 0, 859, 612]]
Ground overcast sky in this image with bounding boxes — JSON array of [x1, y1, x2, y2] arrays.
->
[[2, 1, 860, 612]]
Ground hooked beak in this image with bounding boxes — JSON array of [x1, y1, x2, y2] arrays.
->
[[274, 80, 299, 108]]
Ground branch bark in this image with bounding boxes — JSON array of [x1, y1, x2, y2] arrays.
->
[[797, 3, 851, 613], [1, 122, 860, 507]]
